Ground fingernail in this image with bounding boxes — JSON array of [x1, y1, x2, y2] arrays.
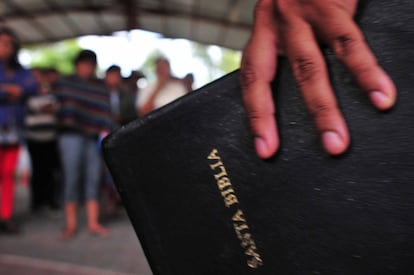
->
[[369, 91, 393, 110], [322, 131, 345, 155], [255, 137, 269, 158]]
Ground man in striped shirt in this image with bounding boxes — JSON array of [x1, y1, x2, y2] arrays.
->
[[25, 68, 60, 213], [56, 50, 113, 239]]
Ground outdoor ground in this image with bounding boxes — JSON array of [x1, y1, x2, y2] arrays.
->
[[0, 182, 153, 275]]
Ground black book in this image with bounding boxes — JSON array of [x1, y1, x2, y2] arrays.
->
[[103, 1, 414, 274]]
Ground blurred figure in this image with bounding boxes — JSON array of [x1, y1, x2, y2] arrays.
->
[[44, 68, 59, 86], [125, 70, 145, 97], [103, 65, 137, 216], [25, 67, 60, 213], [137, 57, 187, 116], [0, 27, 37, 234], [56, 50, 113, 239], [182, 73, 194, 92], [104, 65, 137, 126]]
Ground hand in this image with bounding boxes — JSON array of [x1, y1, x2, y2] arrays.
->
[[241, 0, 396, 159], [1, 84, 23, 101], [139, 100, 155, 116], [139, 84, 163, 116]]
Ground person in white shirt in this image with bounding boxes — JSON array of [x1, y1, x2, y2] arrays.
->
[[137, 57, 187, 116]]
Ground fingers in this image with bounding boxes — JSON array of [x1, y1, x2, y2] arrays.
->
[[241, 0, 279, 158], [312, 10, 397, 110], [242, 0, 396, 158], [281, 18, 350, 155]]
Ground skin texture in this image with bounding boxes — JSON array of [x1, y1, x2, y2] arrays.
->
[[241, 0, 397, 159]]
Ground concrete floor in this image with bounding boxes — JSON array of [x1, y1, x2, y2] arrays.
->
[[0, 183, 153, 275]]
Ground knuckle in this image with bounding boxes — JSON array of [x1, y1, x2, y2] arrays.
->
[[331, 32, 362, 58], [307, 98, 336, 118], [247, 108, 274, 124], [254, 0, 272, 18], [240, 59, 258, 91], [291, 56, 321, 87]]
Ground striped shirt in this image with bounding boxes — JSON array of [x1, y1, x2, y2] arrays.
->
[[56, 76, 113, 137], [24, 94, 58, 141]]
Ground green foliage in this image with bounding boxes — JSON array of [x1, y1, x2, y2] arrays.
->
[[219, 48, 241, 74], [190, 41, 241, 81], [136, 39, 241, 86], [23, 36, 241, 86], [25, 39, 82, 75]]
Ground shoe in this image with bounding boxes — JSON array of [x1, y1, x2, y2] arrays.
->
[[0, 219, 21, 234]]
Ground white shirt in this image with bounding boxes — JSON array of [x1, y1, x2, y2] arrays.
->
[[136, 79, 187, 111]]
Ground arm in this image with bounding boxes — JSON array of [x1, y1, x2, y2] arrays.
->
[[0, 84, 24, 102], [0, 69, 38, 104], [240, 0, 396, 158]]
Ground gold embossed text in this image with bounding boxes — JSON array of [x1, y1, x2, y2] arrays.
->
[[208, 149, 263, 269]]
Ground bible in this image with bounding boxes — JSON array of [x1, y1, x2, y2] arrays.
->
[[102, 1, 414, 274]]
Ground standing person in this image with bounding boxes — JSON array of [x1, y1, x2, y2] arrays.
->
[[104, 65, 137, 127], [137, 57, 187, 116], [103, 65, 137, 215], [56, 50, 112, 239], [0, 27, 37, 234], [125, 70, 145, 107], [25, 67, 60, 213]]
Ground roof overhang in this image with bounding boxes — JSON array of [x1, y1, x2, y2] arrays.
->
[[0, 0, 256, 50]]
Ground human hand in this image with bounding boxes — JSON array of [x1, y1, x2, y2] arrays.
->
[[241, 0, 396, 159], [1, 84, 22, 101]]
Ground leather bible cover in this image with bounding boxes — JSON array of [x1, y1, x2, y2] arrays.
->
[[102, 1, 414, 274]]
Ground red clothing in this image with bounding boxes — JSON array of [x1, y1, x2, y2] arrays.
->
[[0, 145, 19, 220]]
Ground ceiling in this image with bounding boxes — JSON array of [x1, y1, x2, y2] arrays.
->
[[0, 0, 256, 50]]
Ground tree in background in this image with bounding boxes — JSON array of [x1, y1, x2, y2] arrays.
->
[[190, 41, 241, 83], [139, 41, 241, 87], [21, 37, 241, 87], [219, 47, 242, 75], [23, 39, 81, 75]]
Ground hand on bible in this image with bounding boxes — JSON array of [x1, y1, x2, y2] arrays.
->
[[240, 0, 396, 159]]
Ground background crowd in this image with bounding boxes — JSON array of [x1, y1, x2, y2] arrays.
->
[[0, 26, 194, 238]]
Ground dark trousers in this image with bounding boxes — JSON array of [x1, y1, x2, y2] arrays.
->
[[27, 140, 60, 211]]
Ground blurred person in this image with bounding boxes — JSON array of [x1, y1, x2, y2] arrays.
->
[[183, 73, 194, 92], [125, 70, 145, 115], [137, 57, 187, 116], [125, 70, 145, 96], [0, 27, 37, 234], [44, 67, 59, 86], [105, 65, 137, 126], [25, 67, 60, 213], [103, 65, 137, 216], [56, 49, 113, 239]]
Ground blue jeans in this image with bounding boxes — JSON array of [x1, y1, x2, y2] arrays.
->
[[58, 133, 102, 202]]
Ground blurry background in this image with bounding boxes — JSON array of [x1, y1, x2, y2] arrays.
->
[[0, 1, 257, 274], [2, 0, 257, 88]]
